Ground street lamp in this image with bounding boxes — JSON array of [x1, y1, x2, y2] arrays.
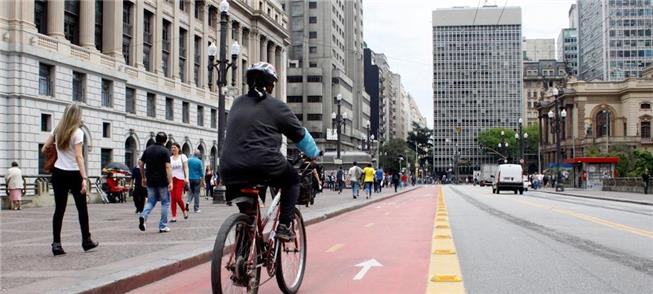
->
[[602, 109, 610, 153], [547, 87, 567, 192], [331, 94, 346, 159], [366, 121, 371, 151], [207, 0, 240, 159], [515, 117, 528, 171], [498, 131, 509, 164]]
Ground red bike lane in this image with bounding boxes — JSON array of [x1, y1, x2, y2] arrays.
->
[[129, 186, 437, 293]]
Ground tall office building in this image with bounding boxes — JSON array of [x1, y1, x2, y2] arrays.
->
[[577, 0, 653, 81], [432, 5, 522, 175], [569, 3, 579, 29], [283, 0, 369, 155], [558, 28, 578, 76], [522, 38, 555, 61]]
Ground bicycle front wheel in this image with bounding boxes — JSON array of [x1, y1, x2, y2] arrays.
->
[[275, 207, 307, 294], [211, 213, 261, 294]]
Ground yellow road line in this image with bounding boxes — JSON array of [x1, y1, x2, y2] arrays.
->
[[426, 185, 465, 294], [515, 199, 653, 239], [326, 243, 344, 253]]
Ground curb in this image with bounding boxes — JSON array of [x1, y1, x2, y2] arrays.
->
[[80, 186, 422, 294], [544, 191, 653, 206]]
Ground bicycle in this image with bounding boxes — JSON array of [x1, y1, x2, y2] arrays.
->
[[211, 180, 307, 294]]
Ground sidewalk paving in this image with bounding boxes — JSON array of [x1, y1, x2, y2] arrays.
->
[[533, 187, 653, 205], [0, 185, 421, 294]]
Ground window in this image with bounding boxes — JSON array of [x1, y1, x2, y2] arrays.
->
[[197, 105, 204, 126], [179, 0, 186, 11], [102, 122, 111, 138], [95, 0, 103, 51], [309, 46, 317, 54], [642, 103, 651, 110], [232, 22, 240, 41], [147, 93, 156, 117], [125, 87, 136, 114], [39, 63, 54, 96], [100, 149, 113, 170], [179, 28, 187, 82], [122, 0, 133, 64], [182, 101, 190, 123], [242, 28, 249, 47], [208, 6, 217, 28], [287, 96, 302, 103], [162, 20, 171, 77], [287, 76, 303, 83], [642, 121, 651, 139], [41, 114, 52, 132], [64, 0, 80, 44], [143, 10, 153, 71], [211, 108, 217, 128], [307, 114, 322, 121], [307, 96, 322, 103], [309, 62, 317, 68], [72, 71, 86, 102], [309, 1, 317, 9], [307, 76, 322, 82], [35, 0, 48, 34], [596, 111, 611, 138], [309, 16, 317, 24], [38, 144, 47, 174], [194, 35, 201, 86], [309, 31, 317, 38], [166, 97, 174, 120], [194, 0, 203, 19], [101, 79, 113, 107]]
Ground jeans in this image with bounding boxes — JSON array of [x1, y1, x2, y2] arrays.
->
[[365, 182, 373, 197], [351, 181, 360, 198], [141, 186, 170, 230], [187, 179, 201, 211]]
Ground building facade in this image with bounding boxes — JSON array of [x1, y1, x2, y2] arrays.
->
[[523, 60, 568, 126], [283, 0, 369, 155], [557, 28, 578, 76], [432, 5, 523, 175], [577, 0, 653, 81], [522, 38, 555, 61], [0, 0, 289, 176]]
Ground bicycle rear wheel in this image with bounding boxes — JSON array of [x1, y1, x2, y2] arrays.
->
[[211, 213, 261, 294], [275, 207, 307, 294]]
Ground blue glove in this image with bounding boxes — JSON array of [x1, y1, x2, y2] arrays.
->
[[296, 128, 320, 158]]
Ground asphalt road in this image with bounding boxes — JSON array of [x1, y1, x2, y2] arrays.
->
[[445, 185, 653, 294]]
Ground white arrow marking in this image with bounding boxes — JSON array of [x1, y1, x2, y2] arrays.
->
[[353, 259, 383, 280]]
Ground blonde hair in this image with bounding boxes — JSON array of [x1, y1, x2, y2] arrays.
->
[[54, 104, 82, 150]]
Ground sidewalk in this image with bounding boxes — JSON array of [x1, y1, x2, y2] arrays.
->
[[0, 185, 420, 294], [534, 187, 653, 206]]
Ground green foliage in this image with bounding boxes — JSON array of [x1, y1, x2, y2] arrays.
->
[[379, 139, 416, 173], [406, 122, 434, 171], [476, 126, 539, 160], [582, 145, 653, 177]]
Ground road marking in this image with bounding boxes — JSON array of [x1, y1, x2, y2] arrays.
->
[[364, 222, 375, 228], [515, 199, 653, 239], [326, 244, 344, 253], [426, 186, 465, 294], [353, 259, 383, 280]]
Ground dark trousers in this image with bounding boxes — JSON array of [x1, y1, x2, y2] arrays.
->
[[133, 187, 147, 213], [52, 168, 91, 243], [645, 182, 649, 194], [374, 180, 382, 193]]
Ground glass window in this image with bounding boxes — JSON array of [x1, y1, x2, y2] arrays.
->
[[41, 114, 52, 132], [642, 121, 651, 139], [197, 105, 204, 126], [307, 114, 322, 121], [122, 1, 133, 64], [309, 16, 317, 24], [95, 0, 103, 51], [182, 101, 190, 123], [72, 72, 86, 102], [125, 87, 136, 114], [307, 96, 322, 103], [35, 0, 48, 34], [194, 35, 201, 86], [287, 96, 302, 103], [179, 28, 187, 82], [211, 108, 217, 128], [143, 10, 153, 71], [166, 97, 174, 120], [101, 79, 113, 107], [147, 93, 156, 117], [642, 103, 651, 110], [64, 0, 80, 44], [102, 122, 111, 138], [596, 111, 611, 137], [100, 149, 113, 169], [162, 20, 171, 77]]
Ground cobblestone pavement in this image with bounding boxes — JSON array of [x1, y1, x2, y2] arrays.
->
[[0, 185, 420, 293]]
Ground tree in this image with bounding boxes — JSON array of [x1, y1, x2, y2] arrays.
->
[[584, 145, 653, 177], [407, 122, 433, 172], [476, 126, 539, 161], [379, 139, 416, 173]]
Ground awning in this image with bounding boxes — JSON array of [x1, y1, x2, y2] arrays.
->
[[563, 157, 620, 164]]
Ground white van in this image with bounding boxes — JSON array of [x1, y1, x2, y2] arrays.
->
[[492, 164, 524, 195]]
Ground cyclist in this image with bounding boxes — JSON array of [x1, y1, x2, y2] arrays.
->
[[219, 62, 320, 242]]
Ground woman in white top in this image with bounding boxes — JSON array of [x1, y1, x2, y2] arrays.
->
[[5, 161, 24, 210], [41, 104, 98, 256], [169, 143, 189, 222]]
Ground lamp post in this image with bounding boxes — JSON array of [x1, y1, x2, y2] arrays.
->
[[498, 130, 509, 164], [515, 118, 528, 171], [366, 121, 371, 151], [547, 87, 567, 192], [331, 94, 346, 159], [207, 0, 240, 159], [602, 109, 610, 153]]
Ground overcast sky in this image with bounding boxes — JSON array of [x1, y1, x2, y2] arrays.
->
[[363, 0, 576, 128]]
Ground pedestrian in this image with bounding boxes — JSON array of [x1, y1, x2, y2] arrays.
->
[[186, 151, 204, 213], [581, 170, 588, 189], [642, 168, 650, 195], [169, 143, 189, 222], [41, 104, 98, 255], [392, 172, 400, 192], [362, 163, 375, 199], [336, 166, 345, 194], [5, 161, 24, 210], [131, 165, 147, 214], [348, 162, 363, 199], [204, 166, 214, 200], [138, 132, 173, 233], [374, 167, 384, 193], [401, 173, 408, 188]]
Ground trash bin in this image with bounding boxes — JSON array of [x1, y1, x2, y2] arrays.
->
[[213, 185, 226, 204]]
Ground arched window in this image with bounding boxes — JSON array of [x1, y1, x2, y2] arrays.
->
[[642, 122, 651, 139], [182, 143, 191, 157], [596, 110, 611, 138], [197, 144, 205, 161], [125, 136, 137, 167], [210, 146, 217, 170], [146, 138, 155, 147]]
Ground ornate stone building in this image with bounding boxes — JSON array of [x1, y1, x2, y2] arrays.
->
[[0, 0, 289, 176]]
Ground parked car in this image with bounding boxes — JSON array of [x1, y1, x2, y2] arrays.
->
[[492, 164, 524, 195]]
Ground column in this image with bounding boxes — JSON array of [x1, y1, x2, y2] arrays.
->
[[260, 36, 267, 62], [251, 29, 260, 62], [275, 46, 282, 98], [48, 0, 65, 39], [103, 0, 123, 57], [80, 0, 95, 49], [20, 0, 35, 29], [134, 0, 145, 69], [267, 41, 274, 65]]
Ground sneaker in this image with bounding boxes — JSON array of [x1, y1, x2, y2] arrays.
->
[[159, 227, 171, 233], [195, 209, 201, 213], [276, 224, 295, 242], [82, 239, 99, 251], [185, 203, 190, 213], [170, 219, 177, 223], [139, 217, 146, 231], [52, 242, 66, 256]]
